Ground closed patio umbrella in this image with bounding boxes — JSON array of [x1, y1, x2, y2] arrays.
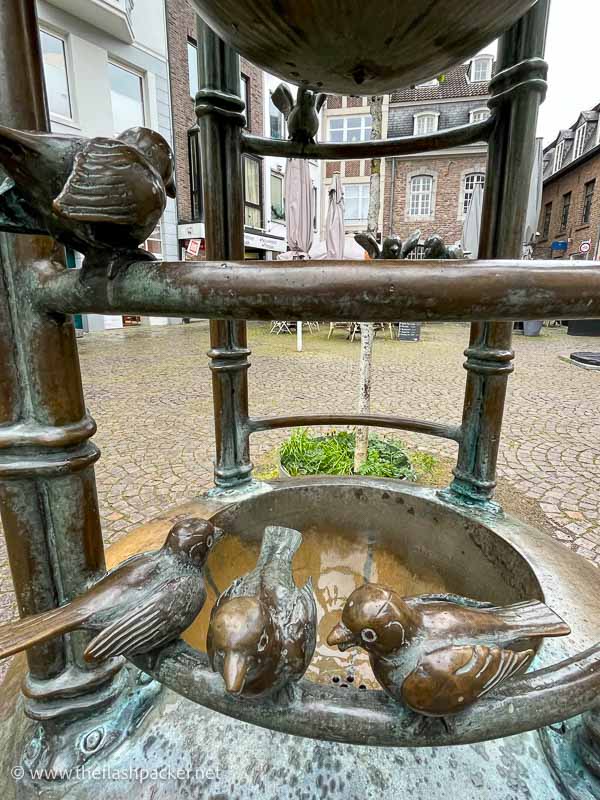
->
[[462, 181, 484, 259], [325, 173, 345, 260], [283, 158, 314, 350]]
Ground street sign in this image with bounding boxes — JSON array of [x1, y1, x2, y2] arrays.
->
[[579, 240, 592, 255], [398, 322, 421, 342], [186, 238, 203, 257], [551, 240, 568, 252]]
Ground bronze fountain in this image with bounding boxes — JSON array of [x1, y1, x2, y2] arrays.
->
[[0, 0, 599, 797]]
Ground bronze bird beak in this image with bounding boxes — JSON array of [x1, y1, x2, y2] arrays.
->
[[223, 651, 249, 695], [327, 622, 356, 651]]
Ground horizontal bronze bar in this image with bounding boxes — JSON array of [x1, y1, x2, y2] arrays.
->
[[37, 258, 600, 323], [132, 638, 600, 748], [241, 118, 494, 160], [247, 414, 461, 442]]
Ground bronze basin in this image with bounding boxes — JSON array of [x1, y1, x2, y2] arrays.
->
[[189, 0, 538, 94], [132, 478, 600, 748]]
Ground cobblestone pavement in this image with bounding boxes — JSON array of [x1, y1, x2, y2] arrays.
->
[[1, 321, 599, 636]]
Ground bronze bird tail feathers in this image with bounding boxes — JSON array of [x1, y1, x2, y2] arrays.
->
[[488, 600, 571, 638], [0, 603, 89, 660], [256, 525, 303, 569]]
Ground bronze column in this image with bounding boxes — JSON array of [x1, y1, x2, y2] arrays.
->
[[0, 0, 124, 730], [196, 20, 253, 492], [448, 0, 550, 508]]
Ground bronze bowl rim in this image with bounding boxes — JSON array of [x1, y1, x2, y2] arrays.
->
[[132, 477, 600, 748]]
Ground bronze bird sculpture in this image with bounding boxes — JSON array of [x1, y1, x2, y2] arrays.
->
[[328, 584, 570, 717], [355, 229, 421, 260], [207, 525, 317, 698], [271, 84, 327, 144], [0, 124, 176, 277], [423, 234, 464, 260], [0, 518, 222, 663]]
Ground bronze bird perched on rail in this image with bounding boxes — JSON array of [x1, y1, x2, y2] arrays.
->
[[0, 125, 176, 278], [355, 229, 421, 260], [271, 84, 327, 144], [328, 584, 570, 717], [423, 234, 464, 260], [207, 525, 317, 698], [0, 518, 222, 663]]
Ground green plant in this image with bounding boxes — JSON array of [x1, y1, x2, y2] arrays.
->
[[280, 429, 417, 481]]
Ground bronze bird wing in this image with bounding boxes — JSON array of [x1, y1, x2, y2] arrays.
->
[[400, 229, 422, 258], [354, 232, 380, 259], [401, 644, 534, 717], [53, 138, 165, 227], [315, 93, 327, 113], [271, 84, 295, 118], [83, 580, 190, 662]]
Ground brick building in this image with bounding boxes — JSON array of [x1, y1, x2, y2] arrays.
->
[[533, 104, 600, 262], [166, 0, 320, 260], [321, 54, 494, 252]]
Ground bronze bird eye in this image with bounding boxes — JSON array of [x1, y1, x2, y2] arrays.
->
[[206, 535, 214, 549], [361, 628, 377, 643], [258, 632, 269, 652]]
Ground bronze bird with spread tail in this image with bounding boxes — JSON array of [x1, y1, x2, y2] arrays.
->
[[0, 518, 222, 663], [208, 525, 317, 698], [271, 84, 327, 144], [355, 229, 422, 260], [328, 584, 570, 717], [0, 124, 176, 277]]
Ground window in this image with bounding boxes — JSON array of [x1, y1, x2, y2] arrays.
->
[[553, 141, 565, 173], [409, 175, 434, 217], [417, 79, 438, 88], [413, 113, 439, 136], [582, 180, 595, 225], [542, 202, 552, 239], [269, 95, 285, 139], [560, 192, 572, 231], [270, 171, 284, 221], [188, 40, 199, 97], [462, 173, 485, 215], [573, 124, 587, 161], [470, 108, 490, 123], [243, 155, 263, 228], [109, 62, 144, 134], [142, 224, 163, 259], [407, 245, 425, 260], [40, 30, 71, 119], [344, 184, 370, 222], [241, 74, 250, 129], [188, 128, 203, 221], [328, 115, 372, 143], [471, 56, 493, 83], [313, 185, 318, 231]]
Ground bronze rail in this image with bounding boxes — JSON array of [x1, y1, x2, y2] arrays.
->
[[241, 118, 494, 160], [247, 414, 461, 442], [38, 258, 600, 322]]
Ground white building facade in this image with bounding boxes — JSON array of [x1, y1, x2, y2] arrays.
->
[[36, 0, 179, 331]]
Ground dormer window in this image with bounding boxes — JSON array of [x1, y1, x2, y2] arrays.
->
[[470, 56, 493, 83], [553, 140, 565, 173], [470, 108, 490, 123], [573, 123, 587, 160], [414, 112, 439, 136], [417, 79, 438, 88]]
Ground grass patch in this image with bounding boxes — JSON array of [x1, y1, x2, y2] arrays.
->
[[280, 429, 420, 481]]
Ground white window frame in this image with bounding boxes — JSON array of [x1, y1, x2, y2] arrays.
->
[[187, 39, 199, 98], [413, 112, 439, 136], [328, 115, 372, 143], [553, 140, 565, 173], [470, 55, 493, 83], [344, 183, 370, 222], [573, 123, 587, 161], [462, 172, 485, 216], [470, 107, 490, 123], [108, 59, 146, 136], [40, 27, 75, 125], [409, 175, 434, 217]]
